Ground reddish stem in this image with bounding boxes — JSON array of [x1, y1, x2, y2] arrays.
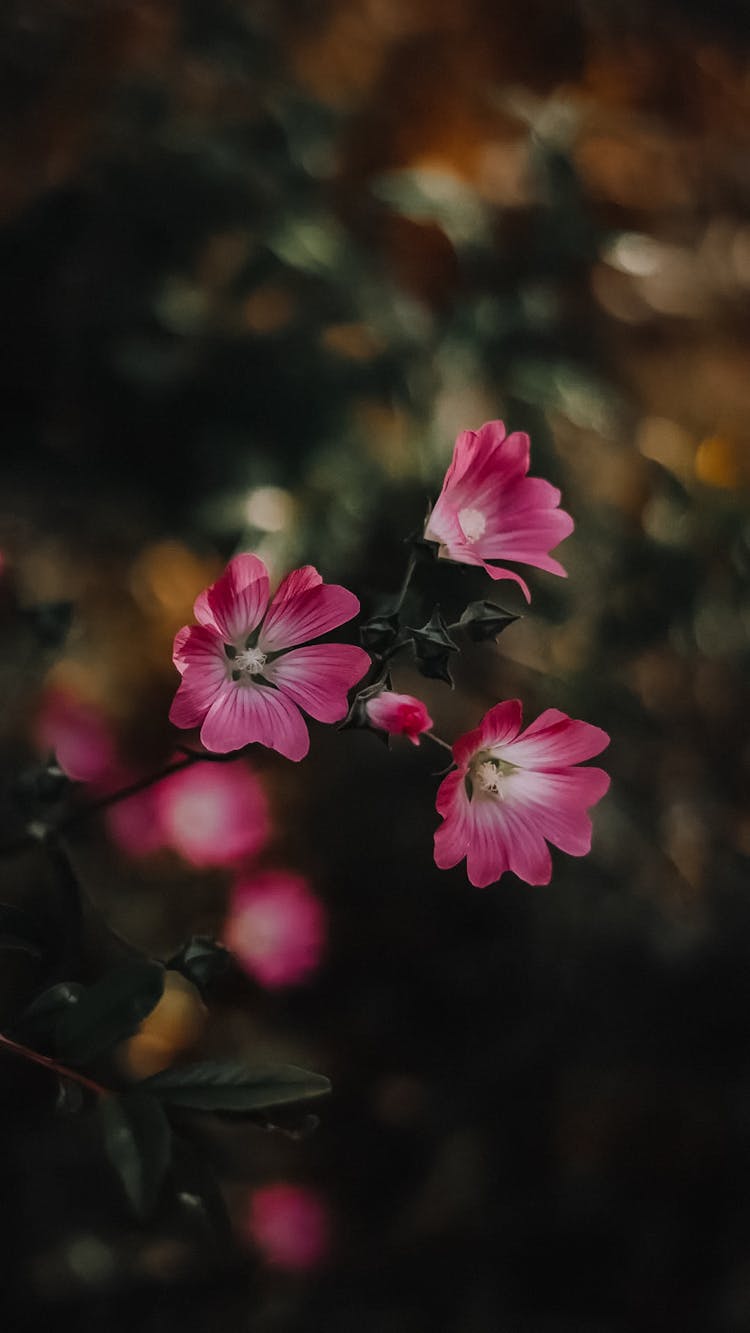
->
[[0, 1031, 109, 1098]]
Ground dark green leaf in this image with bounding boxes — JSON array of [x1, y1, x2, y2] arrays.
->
[[359, 612, 400, 653], [459, 599, 520, 642], [56, 962, 165, 1066], [0, 934, 43, 960], [100, 1091, 172, 1220], [19, 982, 84, 1043], [141, 1061, 331, 1113], [408, 608, 458, 687], [171, 1136, 232, 1245], [166, 937, 231, 995]]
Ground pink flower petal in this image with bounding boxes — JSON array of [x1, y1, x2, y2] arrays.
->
[[504, 710, 610, 768], [169, 627, 228, 729], [272, 565, 323, 603], [434, 771, 473, 869], [157, 760, 270, 866], [264, 644, 370, 722], [259, 583, 360, 653], [453, 699, 523, 767], [194, 553, 269, 643], [199, 682, 310, 760], [508, 766, 610, 855]]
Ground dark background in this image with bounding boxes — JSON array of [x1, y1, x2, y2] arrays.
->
[[1, 2, 750, 1329]]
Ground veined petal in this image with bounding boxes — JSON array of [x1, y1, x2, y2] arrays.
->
[[506, 766, 610, 856], [492, 800, 553, 885], [464, 798, 511, 888], [453, 699, 523, 768], [259, 583, 360, 653], [194, 553, 269, 643], [169, 627, 228, 728], [264, 644, 370, 723], [434, 771, 473, 869], [199, 682, 310, 760], [502, 711, 610, 768], [272, 565, 323, 603]]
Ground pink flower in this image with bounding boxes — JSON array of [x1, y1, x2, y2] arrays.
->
[[364, 691, 433, 745], [424, 420, 574, 601], [245, 1182, 331, 1271], [434, 700, 609, 888], [35, 687, 117, 784], [224, 871, 325, 988], [107, 758, 270, 867], [169, 555, 370, 760]]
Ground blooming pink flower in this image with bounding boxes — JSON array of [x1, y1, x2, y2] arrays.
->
[[365, 691, 433, 745], [107, 758, 270, 867], [169, 555, 370, 760], [35, 687, 118, 784], [424, 420, 574, 601], [245, 1182, 331, 1271], [434, 700, 609, 888], [224, 871, 325, 988]]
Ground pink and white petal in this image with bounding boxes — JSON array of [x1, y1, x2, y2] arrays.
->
[[193, 554, 267, 628], [481, 560, 532, 600], [264, 644, 370, 723], [200, 682, 310, 760], [453, 700, 523, 768], [259, 583, 360, 653], [170, 670, 227, 730], [465, 799, 511, 888], [506, 766, 610, 856], [207, 554, 270, 643], [173, 624, 226, 674], [504, 711, 610, 768], [494, 802, 553, 885], [272, 566, 323, 604], [434, 771, 473, 870]]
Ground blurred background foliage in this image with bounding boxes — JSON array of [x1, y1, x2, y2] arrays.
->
[[1, 0, 750, 1329]]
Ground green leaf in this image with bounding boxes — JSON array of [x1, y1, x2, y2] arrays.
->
[[56, 962, 165, 1066], [166, 937, 231, 995], [141, 1061, 331, 1113], [100, 1091, 172, 1221], [19, 982, 84, 1043], [459, 600, 520, 642]]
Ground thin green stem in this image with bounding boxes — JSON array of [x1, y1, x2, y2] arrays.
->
[[393, 549, 417, 613], [0, 1031, 109, 1098], [423, 731, 454, 755]]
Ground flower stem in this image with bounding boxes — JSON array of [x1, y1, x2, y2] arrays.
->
[[0, 1031, 109, 1098], [393, 550, 417, 613], [60, 752, 200, 831], [423, 731, 454, 755]]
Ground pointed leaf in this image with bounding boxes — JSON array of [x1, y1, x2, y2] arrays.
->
[[100, 1091, 172, 1220], [459, 600, 520, 642], [19, 982, 84, 1044], [56, 962, 165, 1066], [141, 1061, 331, 1113], [166, 937, 231, 996]]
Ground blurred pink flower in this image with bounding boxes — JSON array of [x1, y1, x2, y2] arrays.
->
[[246, 1182, 330, 1271], [35, 687, 117, 784], [424, 420, 574, 601], [170, 555, 370, 760], [107, 758, 270, 867], [434, 700, 609, 887], [224, 871, 325, 988], [365, 690, 433, 745]]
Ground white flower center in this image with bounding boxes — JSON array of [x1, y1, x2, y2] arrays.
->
[[233, 646, 267, 678], [471, 753, 517, 800], [458, 506, 487, 543]]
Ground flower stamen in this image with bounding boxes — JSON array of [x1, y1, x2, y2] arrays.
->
[[232, 646, 268, 680]]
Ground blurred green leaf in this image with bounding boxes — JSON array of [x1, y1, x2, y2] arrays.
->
[[56, 962, 165, 1066], [100, 1091, 172, 1221], [141, 1061, 331, 1113], [166, 937, 231, 996], [372, 169, 492, 249]]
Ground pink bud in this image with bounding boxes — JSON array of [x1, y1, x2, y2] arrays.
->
[[365, 691, 433, 745]]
